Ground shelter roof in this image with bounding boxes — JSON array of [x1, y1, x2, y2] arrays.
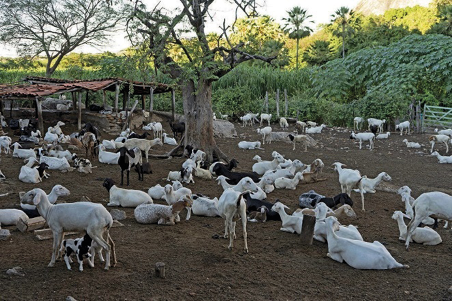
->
[[0, 77, 172, 98]]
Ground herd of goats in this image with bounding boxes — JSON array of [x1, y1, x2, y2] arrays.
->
[[0, 112, 452, 272]]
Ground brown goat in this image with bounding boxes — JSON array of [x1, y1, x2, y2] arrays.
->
[[81, 132, 97, 159]]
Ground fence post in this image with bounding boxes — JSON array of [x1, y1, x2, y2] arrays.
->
[[276, 89, 280, 118], [149, 87, 154, 119], [171, 89, 176, 121], [416, 101, 421, 133], [284, 89, 288, 116], [265, 91, 269, 113]]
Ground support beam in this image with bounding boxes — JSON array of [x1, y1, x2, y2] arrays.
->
[[141, 94, 145, 111], [149, 87, 154, 119], [71, 92, 76, 111], [102, 90, 107, 108], [78, 92, 82, 130], [122, 99, 139, 131], [115, 83, 119, 113], [276, 88, 280, 117], [171, 89, 176, 121], [35, 97, 44, 134]]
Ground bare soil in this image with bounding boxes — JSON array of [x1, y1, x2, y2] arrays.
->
[[1, 120, 452, 301]]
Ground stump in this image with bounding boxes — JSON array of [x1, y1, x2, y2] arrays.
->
[[17, 216, 46, 233], [300, 215, 316, 245], [155, 262, 166, 278]]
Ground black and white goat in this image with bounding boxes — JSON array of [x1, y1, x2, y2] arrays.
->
[[117, 147, 143, 186], [60, 233, 98, 272]]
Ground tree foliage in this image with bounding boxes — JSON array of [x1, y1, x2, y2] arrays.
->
[[0, 0, 124, 77]]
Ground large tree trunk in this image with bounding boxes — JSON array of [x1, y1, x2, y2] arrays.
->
[[182, 79, 227, 162]]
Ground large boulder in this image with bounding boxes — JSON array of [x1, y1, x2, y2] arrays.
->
[[213, 120, 237, 138]]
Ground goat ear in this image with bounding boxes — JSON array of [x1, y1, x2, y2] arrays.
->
[[32, 191, 42, 205]]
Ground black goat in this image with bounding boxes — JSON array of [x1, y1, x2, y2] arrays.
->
[[212, 163, 260, 185], [169, 121, 185, 140], [89, 104, 103, 112], [317, 193, 353, 209], [128, 132, 150, 139], [117, 147, 143, 186], [79, 122, 100, 140], [211, 159, 238, 175], [135, 161, 152, 175], [243, 193, 280, 221], [369, 125, 379, 136]]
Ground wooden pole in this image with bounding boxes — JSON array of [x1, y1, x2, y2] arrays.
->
[[35, 97, 44, 134], [78, 92, 82, 130], [71, 92, 76, 111], [85, 91, 89, 109], [122, 99, 139, 131], [171, 89, 176, 121], [149, 87, 154, 118], [102, 90, 106, 108], [284, 89, 288, 116], [265, 91, 268, 113], [276, 89, 280, 117], [155, 262, 166, 278], [141, 94, 145, 111], [122, 89, 127, 111], [300, 215, 316, 245], [115, 83, 119, 113]]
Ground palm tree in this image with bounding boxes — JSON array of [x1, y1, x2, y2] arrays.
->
[[283, 6, 314, 69], [330, 6, 355, 59]]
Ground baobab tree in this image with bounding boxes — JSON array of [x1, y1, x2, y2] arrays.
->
[[129, 0, 277, 161]]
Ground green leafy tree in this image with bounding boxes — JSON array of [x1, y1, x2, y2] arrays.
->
[[302, 40, 333, 66], [129, 0, 277, 160], [330, 6, 356, 58], [282, 7, 313, 69], [0, 0, 124, 77], [428, 3, 452, 36]]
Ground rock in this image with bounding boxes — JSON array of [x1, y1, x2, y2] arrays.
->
[[66, 296, 78, 301], [448, 286, 452, 294], [213, 120, 237, 138], [6, 266, 25, 277], [0, 229, 11, 241], [110, 209, 126, 221]]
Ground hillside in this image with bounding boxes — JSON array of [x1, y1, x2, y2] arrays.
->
[[355, 0, 432, 15]]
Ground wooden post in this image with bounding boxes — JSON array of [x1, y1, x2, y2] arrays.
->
[[141, 94, 145, 111], [265, 91, 268, 113], [300, 215, 316, 245], [155, 262, 166, 278], [35, 97, 44, 134], [149, 87, 154, 118], [78, 92, 82, 130], [122, 90, 127, 111], [71, 92, 76, 111], [171, 89, 176, 121], [102, 90, 106, 108], [115, 83, 119, 113], [276, 89, 280, 117], [85, 91, 89, 109], [122, 99, 139, 131], [416, 101, 421, 133], [284, 89, 288, 116]]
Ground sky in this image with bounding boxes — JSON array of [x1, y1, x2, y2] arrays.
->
[[0, 0, 361, 58]]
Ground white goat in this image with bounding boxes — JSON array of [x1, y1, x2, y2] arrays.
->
[[332, 162, 365, 210], [218, 189, 253, 253], [102, 139, 117, 150], [252, 154, 285, 175], [294, 204, 357, 219], [431, 151, 452, 163], [238, 141, 262, 150], [257, 126, 272, 144], [260, 113, 272, 126], [40, 155, 72, 171], [18, 157, 47, 183], [325, 216, 408, 269], [271, 201, 303, 234], [305, 124, 326, 134], [392, 211, 442, 246], [163, 184, 192, 221], [395, 121, 410, 136], [134, 199, 191, 225], [191, 195, 220, 217], [194, 161, 212, 180], [376, 132, 390, 139], [435, 128, 452, 137], [279, 117, 289, 130], [307, 121, 317, 127], [53, 121, 65, 136], [20, 184, 71, 213], [162, 133, 177, 146], [147, 181, 183, 200], [239, 114, 252, 127], [402, 139, 421, 148], [103, 178, 153, 208], [21, 188, 116, 270], [313, 203, 363, 243], [350, 131, 375, 150], [98, 145, 120, 165], [367, 118, 386, 133], [353, 117, 363, 131], [405, 191, 452, 249], [353, 172, 392, 194], [123, 138, 163, 162], [12, 142, 36, 159], [274, 171, 305, 190], [0, 136, 12, 155], [295, 121, 307, 133], [0, 209, 29, 226], [397, 186, 435, 226], [429, 134, 450, 153]]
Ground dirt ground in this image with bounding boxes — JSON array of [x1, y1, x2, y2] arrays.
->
[[1, 118, 452, 301]]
